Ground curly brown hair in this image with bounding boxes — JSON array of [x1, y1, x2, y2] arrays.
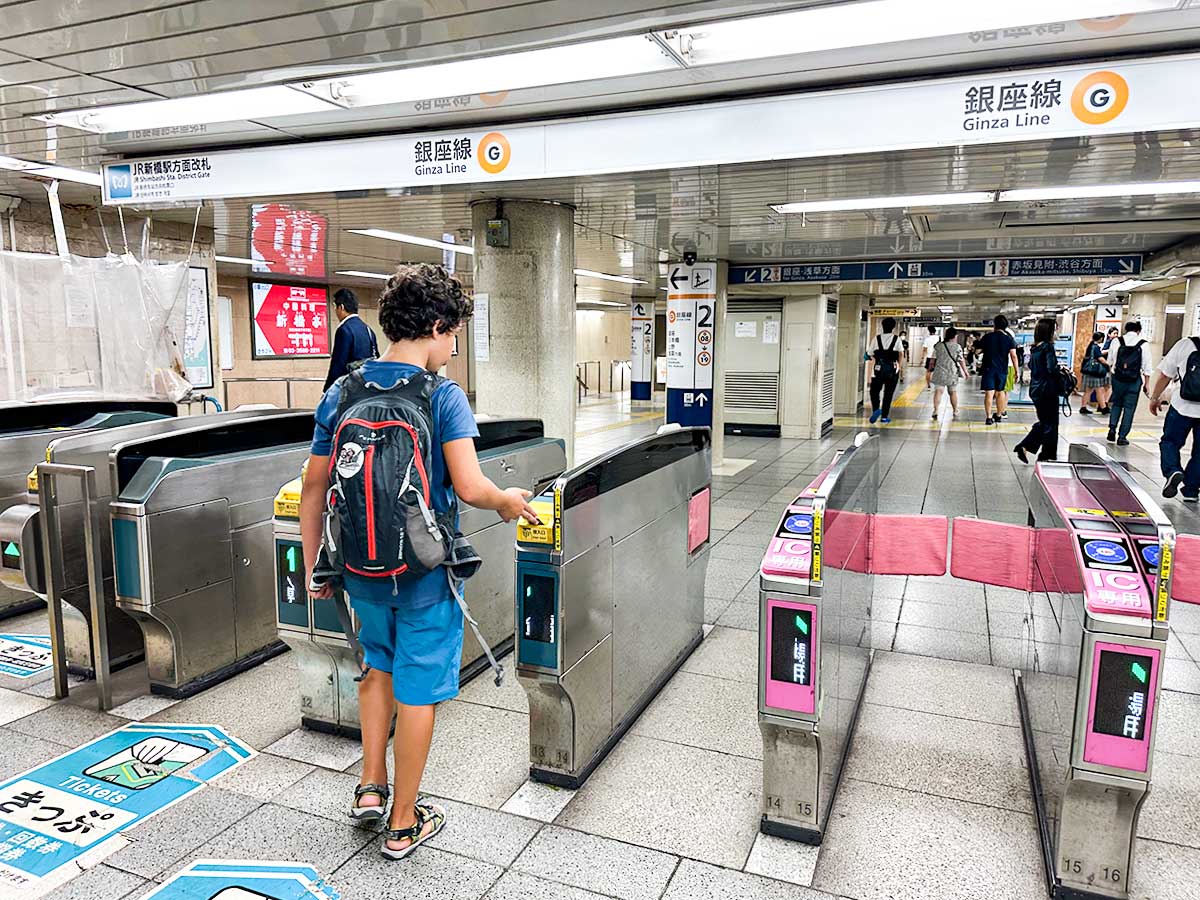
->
[[378, 263, 474, 343]]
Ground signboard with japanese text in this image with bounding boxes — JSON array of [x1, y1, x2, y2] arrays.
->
[[665, 262, 716, 428], [630, 301, 654, 401], [0, 723, 254, 897], [146, 860, 339, 900], [730, 255, 1142, 285], [104, 54, 1200, 205], [251, 283, 330, 360], [251, 204, 328, 279], [0, 634, 52, 680]]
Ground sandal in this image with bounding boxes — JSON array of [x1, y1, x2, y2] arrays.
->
[[381, 801, 446, 861], [349, 783, 390, 822]]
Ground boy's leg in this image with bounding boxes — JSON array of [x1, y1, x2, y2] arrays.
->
[[357, 668, 395, 807], [387, 702, 437, 848], [983, 390, 994, 420], [881, 375, 898, 417], [1160, 407, 1189, 478], [996, 389, 1008, 416], [869, 375, 882, 412]]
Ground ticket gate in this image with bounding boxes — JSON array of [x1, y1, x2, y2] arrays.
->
[[0, 400, 176, 619], [758, 434, 876, 844], [1018, 444, 1174, 900], [0, 409, 291, 683], [516, 426, 712, 788], [273, 418, 566, 737], [108, 411, 315, 698]]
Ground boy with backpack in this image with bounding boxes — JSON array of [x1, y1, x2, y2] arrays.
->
[[1106, 321, 1151, 446], [1149, 332, 1200, 500], [299, 264, 539, 860], [868, 317, 904, 424]]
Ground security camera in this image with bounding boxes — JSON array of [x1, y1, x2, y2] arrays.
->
[[682, 249, 698, 266]]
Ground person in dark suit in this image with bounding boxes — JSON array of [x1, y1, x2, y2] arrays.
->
[[325, 288, 380, 389]]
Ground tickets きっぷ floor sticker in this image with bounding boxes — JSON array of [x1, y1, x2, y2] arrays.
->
[[0, 722, 254, 898], [144, 860, 340, 900], [0, 635, 52, 679]]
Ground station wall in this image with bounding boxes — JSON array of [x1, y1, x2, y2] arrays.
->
[[575, 309, 631, 391]]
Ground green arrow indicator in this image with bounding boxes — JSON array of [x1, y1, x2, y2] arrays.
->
[[1131, 662, 1147, 684], [795, 614, 808, 635], [285, 546, 297, 572], [3, 542, 18, 558]]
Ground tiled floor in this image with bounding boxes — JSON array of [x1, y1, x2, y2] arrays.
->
[[4, 373, 1200, 899]]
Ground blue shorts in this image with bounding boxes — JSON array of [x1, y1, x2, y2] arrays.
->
[[981, 369, 1008, 391], [350, 596, 464, 706]]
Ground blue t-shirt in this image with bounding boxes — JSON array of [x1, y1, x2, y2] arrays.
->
[[311, 360, 479, 608]]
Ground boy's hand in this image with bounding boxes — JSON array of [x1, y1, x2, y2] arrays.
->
[[308, 572, 334, 599], [499, 487, 538, 524]]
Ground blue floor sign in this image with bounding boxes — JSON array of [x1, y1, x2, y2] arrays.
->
[[0, 634, 53, 679], [0, 722, 255, 896], [147, 860, 339, 900]]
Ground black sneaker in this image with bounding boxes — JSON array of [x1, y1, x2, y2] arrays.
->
[[1184, 493, 1199, 504], [1080, 407, 1093, 415], [1164, 471, 1185, 498], [1106, 430, 1117, 443], [1117, 438, 1130, 447], [984, 416, 993, 425]]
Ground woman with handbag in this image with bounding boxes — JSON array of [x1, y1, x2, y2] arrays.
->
[[1080, 331, 1111, 415], [1015, 318, 1064, 463], [930, 326, 969, 420]]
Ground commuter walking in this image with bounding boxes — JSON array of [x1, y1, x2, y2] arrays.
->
[[868, 317, 904, 424], [324, 288, 381, 389], [1079, 331, 1111, 415], [921, 325, 939, 390], [300, 264, 539, 859], [978, 315, 1019, 424], [1015, 318, 1063, 463], [1149, 334, 1200, 501], [930, 326, 968, 420], [1106, 321, 1151, 446]]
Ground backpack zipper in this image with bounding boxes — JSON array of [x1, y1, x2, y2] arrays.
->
[[364, 444, 377, 560]]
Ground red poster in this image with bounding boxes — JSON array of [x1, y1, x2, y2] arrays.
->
[[251, 203, 327, 278], [252, 282, 330, 358]]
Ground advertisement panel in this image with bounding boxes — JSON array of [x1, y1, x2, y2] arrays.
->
[[250, 282, 330, 359], [251, 204, 328, 279]]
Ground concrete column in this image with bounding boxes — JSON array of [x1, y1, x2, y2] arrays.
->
[[1183, 276, 1200, 339], [471, 199, 576, 463], [835, 294, 865, 416], [711, 260, 728, 467], [1128, 291, 1169, 359]]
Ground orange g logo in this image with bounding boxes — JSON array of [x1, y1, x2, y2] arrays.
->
[[1079, 15, 1134, 33], [1071, 71, 1129, 125], [478, 91, 509, 107], [477, 132, 511, 174]]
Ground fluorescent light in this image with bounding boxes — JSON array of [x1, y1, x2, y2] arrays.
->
[[36, 86, 336, 134], [0, 155, 101, 186], [215, 255, 256, 265], [574, 269, 647, 285], [336, 270, 391, 281], [1104, 279, 1153, 292], [1167, 304, 1186, 314], [348, 228, 475, 255], [578, 299, 626, 307], [937, 306, 954, 312], [299, 35, 678, 109], [1000, 180, 1200, 203], [772, 191, 994, 214], [1073, 292, 1108, 302]]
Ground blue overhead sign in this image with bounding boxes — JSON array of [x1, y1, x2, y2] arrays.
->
[[729, 255, 1142, 284], [0, 723, 254, 896], [147, 860, 340, 900]]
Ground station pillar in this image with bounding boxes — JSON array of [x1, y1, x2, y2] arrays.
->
[[471, 199, 577, 464], [1183, 276, 1200, 341], [1128, 291, 1169, 358], [712, 261, 728, 468]]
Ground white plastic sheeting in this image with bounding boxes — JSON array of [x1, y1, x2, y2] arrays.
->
[[0, 251, 191, 404]]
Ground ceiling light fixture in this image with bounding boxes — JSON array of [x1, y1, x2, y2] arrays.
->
[[336, 270, 391, 280], [1104, 279, 1153, 292], [771, 191, 994, 214], [574, 269, 647, 285], [1166, 304, 1186, 315], [578, 299, 626, 307], [36, 86, 339, 134], [348, 228, 475, 255], [937, 306, 955, 312], [0, 155, 101, 186], [999, 180, 1200, 203], [1073, 292, 1108, 303], [215, 255, 256, 265]]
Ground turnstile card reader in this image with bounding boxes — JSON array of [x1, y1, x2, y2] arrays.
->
[[759, 435, 875, 845], [517, 427, 711, 788], [275, 418, 567, 737], [109, 411, 315, 697]]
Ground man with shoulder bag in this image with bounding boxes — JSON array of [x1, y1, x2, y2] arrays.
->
[[1149, 332, 1200, 501], [1106, 321, 1151, 447]]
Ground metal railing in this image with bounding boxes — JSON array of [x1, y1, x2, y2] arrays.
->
[[609, 360, 631, 394]]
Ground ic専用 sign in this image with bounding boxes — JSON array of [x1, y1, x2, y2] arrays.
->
[[666, 262, 717, 428], [0, 723, 253, 897], [144, 860, 339, 900], [251, 282, 330, 359], [0, 634, 52, 680]]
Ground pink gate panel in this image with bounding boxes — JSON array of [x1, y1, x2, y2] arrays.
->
[[872, 514, 948, 576], [1171, 533, 1200, 606], [950, 518, 1033, 590]]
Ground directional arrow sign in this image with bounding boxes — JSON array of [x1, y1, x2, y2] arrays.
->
[[3, 542, 18, 558], [669, 267, 688, 289], [1119, 258, 1136, 273], [697, 394, 708, 406], [888, 262, 904, 278], [634, 303, 646, 316]]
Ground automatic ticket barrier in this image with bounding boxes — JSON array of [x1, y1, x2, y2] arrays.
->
[[1017, 444, 1175, 900], [0, 400, 176, 619], [758, 434, 876, 844], [516, 426, 712, 788], [273, 418, 566, 737], [108, 411, 315, 698], [0, 409, 285, 686]]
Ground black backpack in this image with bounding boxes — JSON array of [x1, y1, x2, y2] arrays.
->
[[1180, 337, 1200, 402], [1112, 339, 1146, 384], [873, 334, 901, 379], [323, 367, 454, 582]]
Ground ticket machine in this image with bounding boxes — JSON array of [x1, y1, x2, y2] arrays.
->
[[0, 400, 176, 619], [516, 426, 712, 788], [758, 434, 875, 843], [1019, 444, 1174, 900], [273, 418, 566, 736]]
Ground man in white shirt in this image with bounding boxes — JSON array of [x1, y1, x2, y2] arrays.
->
[[1106, 321, 1152, 447], [920, 325, 939, 390], [1149, 333, 1200, 499]]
